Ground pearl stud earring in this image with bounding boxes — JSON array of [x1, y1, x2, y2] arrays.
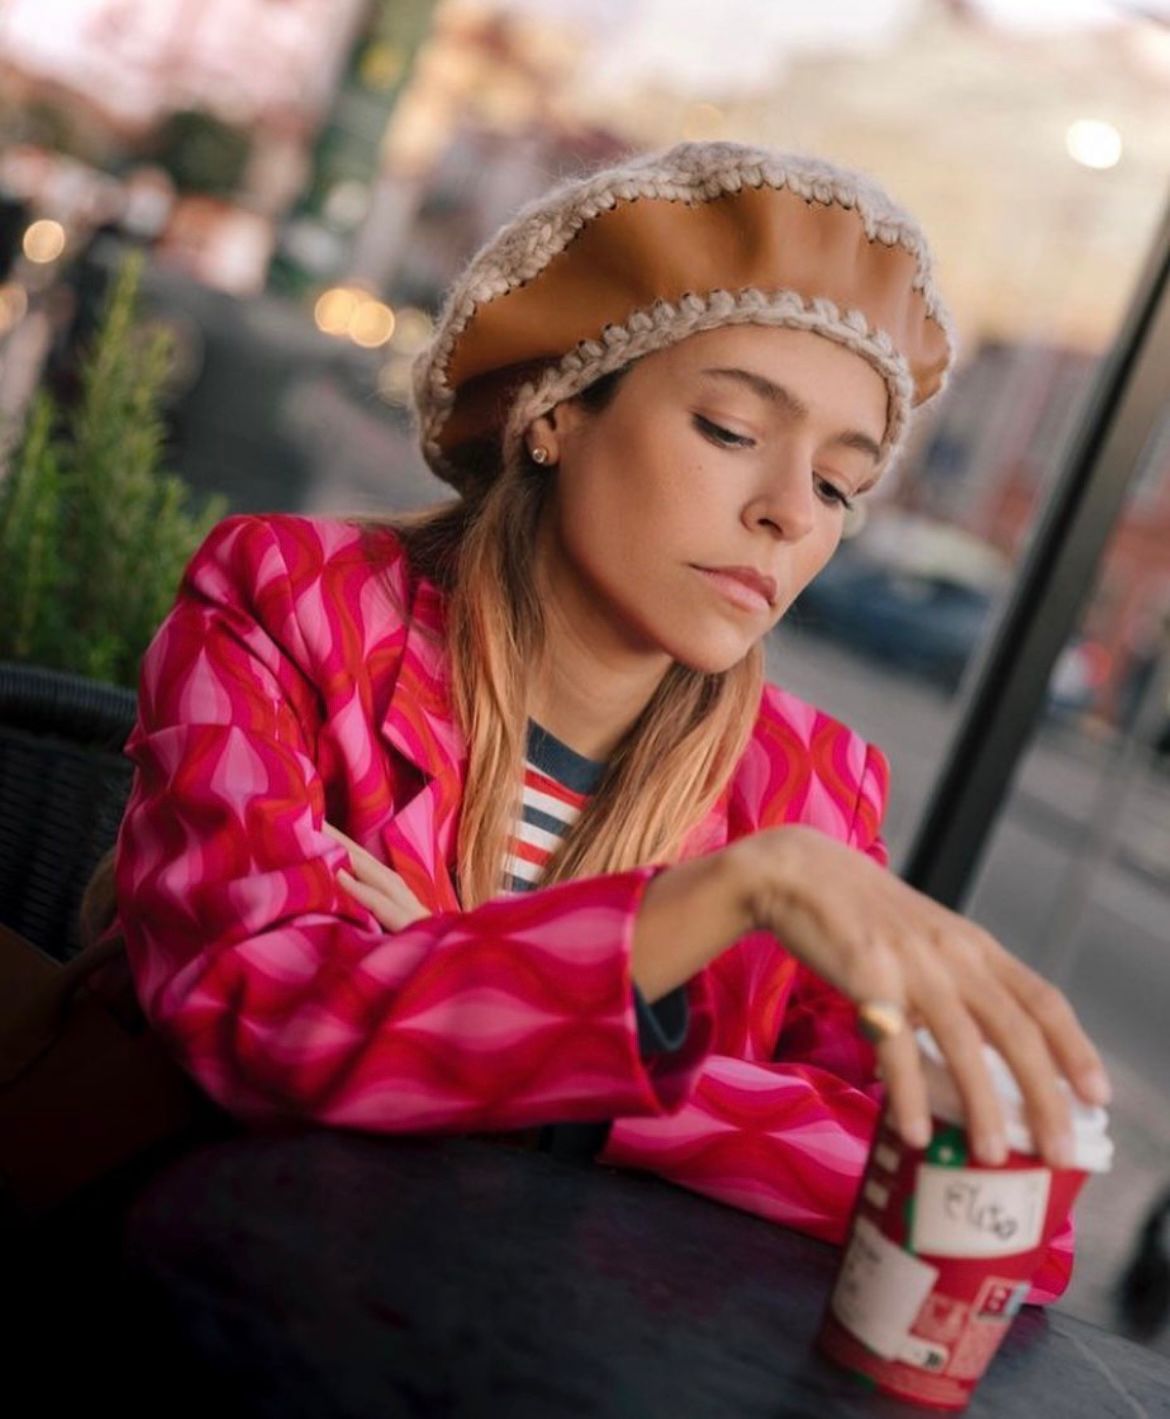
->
[[530, 446, 550, 464]]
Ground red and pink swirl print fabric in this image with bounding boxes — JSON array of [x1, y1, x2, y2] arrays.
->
[[105, 513, 1072, 1302]]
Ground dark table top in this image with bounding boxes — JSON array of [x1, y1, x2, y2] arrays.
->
[[108, 1129, 1170, 1419]]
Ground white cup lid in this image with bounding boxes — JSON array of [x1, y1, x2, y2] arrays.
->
[[915, 1028, 1114, 1172]]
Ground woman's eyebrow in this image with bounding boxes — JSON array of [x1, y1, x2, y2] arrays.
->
[[698, 366, 882, 464]]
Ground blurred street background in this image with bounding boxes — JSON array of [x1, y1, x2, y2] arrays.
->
[[1, 0, 1168, 1353]]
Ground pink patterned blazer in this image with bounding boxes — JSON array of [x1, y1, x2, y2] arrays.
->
[[108, 512, 1073, 1302]]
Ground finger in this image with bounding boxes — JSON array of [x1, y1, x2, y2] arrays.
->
[[991, 949, 1111, 1107], [323, 828, 401, 894], [323, 821, 378, 868], [874, 1028, 932, 1151], [337, 869, 417, 931], [325, 825, 429, 923], [346, 853, 421, 909], [843, 941, 931, 1150], [966, 980, 1075, 1170], [915, 979, 1008, 1166], [337, 867, 429, 926]]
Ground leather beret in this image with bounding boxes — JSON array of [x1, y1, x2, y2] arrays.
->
[[411, 140, 957, 497]]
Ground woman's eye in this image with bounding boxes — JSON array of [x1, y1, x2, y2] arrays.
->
[[694, 413, 855, 511], [693, 413, 754, 448], [815, 476, 855, 512]]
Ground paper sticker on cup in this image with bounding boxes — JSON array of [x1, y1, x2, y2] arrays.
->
[[830, 1216, 939, 1359], [911, 1165, 1051, 1258]]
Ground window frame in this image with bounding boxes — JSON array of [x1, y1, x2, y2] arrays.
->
[[902, 193, 1170, 909]]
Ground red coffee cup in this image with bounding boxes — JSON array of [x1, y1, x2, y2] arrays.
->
[[816, 1028, 1113, 1411]]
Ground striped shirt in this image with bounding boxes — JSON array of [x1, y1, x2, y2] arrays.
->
[[501, 720, 605, 894]]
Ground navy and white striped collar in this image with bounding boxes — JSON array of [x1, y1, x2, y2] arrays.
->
[[526, 719, 607, 795]]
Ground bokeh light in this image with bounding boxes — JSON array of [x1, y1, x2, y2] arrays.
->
[[314, 285, 365, 336], [388, 306, 434, 355], [377, 354, 415, 407], [22, 218, 66, 263], [314, 286, 397, 347], [1066, 119, 1123, 170], [349, 299, 396, 348]]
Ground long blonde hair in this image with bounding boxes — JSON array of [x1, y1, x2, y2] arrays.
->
[[354, 365, 764, 910], [81, 365, 764, 940]]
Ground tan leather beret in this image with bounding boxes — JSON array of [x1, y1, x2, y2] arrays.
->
[[411, 140, 957, 497]]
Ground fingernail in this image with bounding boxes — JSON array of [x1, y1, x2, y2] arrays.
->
[[1050, 1134, 1076, 1169], [1081, 1069, 1112, 1106], [978, 1134, 1007, 1166], [905, 1118, 932, 1149]]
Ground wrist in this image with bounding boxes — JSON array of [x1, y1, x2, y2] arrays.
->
[[726, 827, 797, 935], [631, 848, 753, 1004]]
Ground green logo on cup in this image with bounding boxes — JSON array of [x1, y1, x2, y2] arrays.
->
[[926, 1125, 968, 1168]]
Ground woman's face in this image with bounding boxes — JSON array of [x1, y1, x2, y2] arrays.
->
[[531, 324, 889, 676]]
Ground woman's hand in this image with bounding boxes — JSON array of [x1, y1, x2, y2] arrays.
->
[[323, 822, 430, 931], [733, 826, 1112, 1168]]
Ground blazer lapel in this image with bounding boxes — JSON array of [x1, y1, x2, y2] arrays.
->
[[376, 576, 467, 914]]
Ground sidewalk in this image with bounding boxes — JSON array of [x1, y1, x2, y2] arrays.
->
[[1019, 719, 1170, 889]]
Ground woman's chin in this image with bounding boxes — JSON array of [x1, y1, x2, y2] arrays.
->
[[664, 629, 759, 676]]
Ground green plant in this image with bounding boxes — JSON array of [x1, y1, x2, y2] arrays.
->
[[0, 251, 228, 687]]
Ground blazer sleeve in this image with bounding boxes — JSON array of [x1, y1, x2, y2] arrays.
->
[[599, 738, 1076, 1303], [113, 514, 716, 1136], [598, 740, 890, 1245]]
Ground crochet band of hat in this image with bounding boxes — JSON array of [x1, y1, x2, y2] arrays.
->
[[411, 140, 959, 498]]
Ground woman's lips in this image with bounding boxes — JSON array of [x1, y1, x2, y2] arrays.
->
[[694, 566, 774, 614]]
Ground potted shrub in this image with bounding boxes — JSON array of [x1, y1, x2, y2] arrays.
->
[[0, 249, 227, 686], [0, 249, 228, 958]]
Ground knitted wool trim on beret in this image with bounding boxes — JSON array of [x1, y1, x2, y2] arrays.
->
[[411, 140, 958, 496], [502, 288, 913, 482]]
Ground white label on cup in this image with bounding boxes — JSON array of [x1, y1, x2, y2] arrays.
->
[[898, 1334, 950, 1373], [830, 1216, 940, 1359], [911, 1165, 1051, 1258]]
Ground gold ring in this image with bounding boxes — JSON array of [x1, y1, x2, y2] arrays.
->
[[857, 1000, 907, 1045]]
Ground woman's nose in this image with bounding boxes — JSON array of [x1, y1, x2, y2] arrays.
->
[[746, 464, 817, 542]]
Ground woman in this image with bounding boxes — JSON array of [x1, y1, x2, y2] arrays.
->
[[93, 140, 1109, 1302]]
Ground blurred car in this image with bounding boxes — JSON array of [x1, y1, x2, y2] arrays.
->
[[791, 554, 994, 691], [791, 543, 1109, 712]]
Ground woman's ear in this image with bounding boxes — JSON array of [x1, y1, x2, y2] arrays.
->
[[529, 395, 591, 460], [526, 409, 567, 465]]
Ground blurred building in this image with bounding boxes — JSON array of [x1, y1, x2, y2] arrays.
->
[[361, 0, 1170, 721], [0, 0, 371, 290], [893, 338, 1170, 717], [268, 0, 436, 298], [0, 0, 365, 170], [338, 1, 604, 300], [3, 0, 1167, 707]]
